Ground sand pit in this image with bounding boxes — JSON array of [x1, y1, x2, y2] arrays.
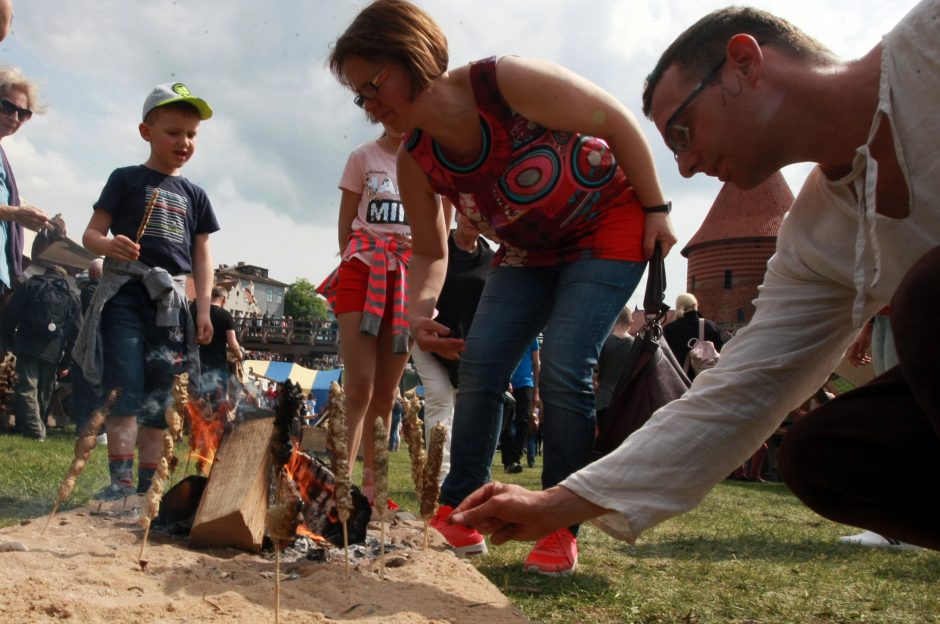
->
[[0, 497, 530, 623]]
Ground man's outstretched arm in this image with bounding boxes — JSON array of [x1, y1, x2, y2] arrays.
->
[[449, 483, 608, 545]]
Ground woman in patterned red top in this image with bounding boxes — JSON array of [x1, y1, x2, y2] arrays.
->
[[330, 0, 676, 574]]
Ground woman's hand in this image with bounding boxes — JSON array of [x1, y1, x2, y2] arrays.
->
[[643, 212, 677, 259], [411, 314, 465, 359], [13, 204, 49, 231]]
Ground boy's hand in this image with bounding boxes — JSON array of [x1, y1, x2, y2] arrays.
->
[[107, 235, 141, 261], [196, 312, 213, 345]]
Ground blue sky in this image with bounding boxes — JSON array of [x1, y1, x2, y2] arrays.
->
[[0, 0, 913, 308]]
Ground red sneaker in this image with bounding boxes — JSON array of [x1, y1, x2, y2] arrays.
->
[[523, 528, 578, 575], [429, 504, 487, 556]]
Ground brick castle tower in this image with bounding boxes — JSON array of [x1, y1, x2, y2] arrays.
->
[[681, 171, 794, 333]]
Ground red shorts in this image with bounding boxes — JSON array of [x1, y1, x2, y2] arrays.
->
[[332, 258, 396, 324]]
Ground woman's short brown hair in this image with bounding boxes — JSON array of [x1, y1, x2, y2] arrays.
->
[[330, 0, 448, 100]]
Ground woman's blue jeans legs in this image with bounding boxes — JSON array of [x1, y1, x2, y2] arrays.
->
[[440, 258, 645, 508]]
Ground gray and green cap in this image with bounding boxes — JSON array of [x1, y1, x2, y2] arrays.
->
[[142, 82, 212, 121]]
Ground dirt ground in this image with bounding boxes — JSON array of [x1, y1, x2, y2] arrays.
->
[[0, 497, 531, 624]]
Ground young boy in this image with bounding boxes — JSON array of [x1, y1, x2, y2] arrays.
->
[[74, 82, 219, 500]]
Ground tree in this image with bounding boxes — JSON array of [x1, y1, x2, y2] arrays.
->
[[284, 278, 328, 320]]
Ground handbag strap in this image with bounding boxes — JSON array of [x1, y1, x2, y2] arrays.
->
[[643, 242, 668, 326], [698, 317, 705, 341]]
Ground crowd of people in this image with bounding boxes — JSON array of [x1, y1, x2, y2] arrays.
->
[[1, 0, 935, 603]]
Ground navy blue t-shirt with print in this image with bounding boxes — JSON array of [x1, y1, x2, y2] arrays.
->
[[94, 165, 220, 275]]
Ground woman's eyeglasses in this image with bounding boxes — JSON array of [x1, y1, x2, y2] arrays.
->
[[0, 98, 33, 122], [353, 67, 389, 108]]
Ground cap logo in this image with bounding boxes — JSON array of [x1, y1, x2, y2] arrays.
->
[[172, 83, 192, 97]]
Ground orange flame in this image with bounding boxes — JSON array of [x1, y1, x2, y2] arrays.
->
[[186, 399, 226, 474], [283, 444, 339, 537]]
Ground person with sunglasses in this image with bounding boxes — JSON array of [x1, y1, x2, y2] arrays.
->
[[450, 1, 940, 554], [316, 122, 415, 511], [0, 66, 50, 309], [330, 0, 674, 574]]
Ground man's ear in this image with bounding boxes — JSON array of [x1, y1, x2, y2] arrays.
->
[[726, 34, 763, 84], [138, 122, 152, 142]]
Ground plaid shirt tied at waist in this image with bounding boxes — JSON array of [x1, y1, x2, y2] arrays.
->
[[317, 230, 412, 354]]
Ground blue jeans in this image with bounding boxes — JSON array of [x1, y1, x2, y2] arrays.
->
[[441, 258, 645, 508], [101, 282, 187, 428]]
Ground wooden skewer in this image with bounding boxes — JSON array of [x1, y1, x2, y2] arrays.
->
[[379, 522, 386, 581], [135, 188, 160, 243], [275, 544, 281, 624], [343, 521, 349, 578]]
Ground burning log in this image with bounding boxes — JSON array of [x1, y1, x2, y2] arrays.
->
[[43, 389, 119, 535], [189, 416, 275, 551], [324, 381, 352, 575]]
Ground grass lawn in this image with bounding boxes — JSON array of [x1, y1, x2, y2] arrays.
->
[[2, 427, 938, 623]]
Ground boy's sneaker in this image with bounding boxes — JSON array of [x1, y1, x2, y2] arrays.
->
[[92, 483, 136, 501], [838, 530, 920, 550], [429, 504, 487, 556], [523, 528, 578, 575]]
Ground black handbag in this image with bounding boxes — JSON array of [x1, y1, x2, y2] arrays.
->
[[591, 244, 691, 460]]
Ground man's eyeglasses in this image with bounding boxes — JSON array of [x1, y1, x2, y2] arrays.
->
[[353, 67, 390, 108], [0, 98, 33, 122], [663, 58, 725, 157]]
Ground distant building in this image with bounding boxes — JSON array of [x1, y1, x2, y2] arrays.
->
[[214, 262, 289, 317], [681, 171, 793, 335]]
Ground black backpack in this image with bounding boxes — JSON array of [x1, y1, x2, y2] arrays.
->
[[21, 275, 77, 340]]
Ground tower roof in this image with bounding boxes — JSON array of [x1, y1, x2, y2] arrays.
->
[[681, 171, 794, 257]]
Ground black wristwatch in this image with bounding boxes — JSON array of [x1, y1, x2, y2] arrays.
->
[[643, 201, 672, 214]]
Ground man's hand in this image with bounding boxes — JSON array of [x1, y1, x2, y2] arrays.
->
[[846, 321, 873, 367], [411, 314, 465, 360], [106, 235, 140, 261], [449, 483, 607, 545]]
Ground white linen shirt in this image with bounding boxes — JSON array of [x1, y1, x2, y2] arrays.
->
[[563, 0, 940, 542]]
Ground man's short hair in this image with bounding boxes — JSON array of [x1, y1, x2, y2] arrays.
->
[[211, 285, 227, 300], [616, 306, 633, 327], [642, 6, 836, 117]]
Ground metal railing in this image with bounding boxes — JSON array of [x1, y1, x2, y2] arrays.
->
[[233, 316, 338, 348]]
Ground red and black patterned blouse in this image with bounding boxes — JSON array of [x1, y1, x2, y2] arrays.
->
[[405, 57, 645, 267]]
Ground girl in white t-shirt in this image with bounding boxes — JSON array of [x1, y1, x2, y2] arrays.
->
[[318, 126, 412, 506]]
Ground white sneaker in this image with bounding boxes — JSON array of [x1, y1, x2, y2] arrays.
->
[[95, 432, 108, 445], [838, 530, 920, 550]]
